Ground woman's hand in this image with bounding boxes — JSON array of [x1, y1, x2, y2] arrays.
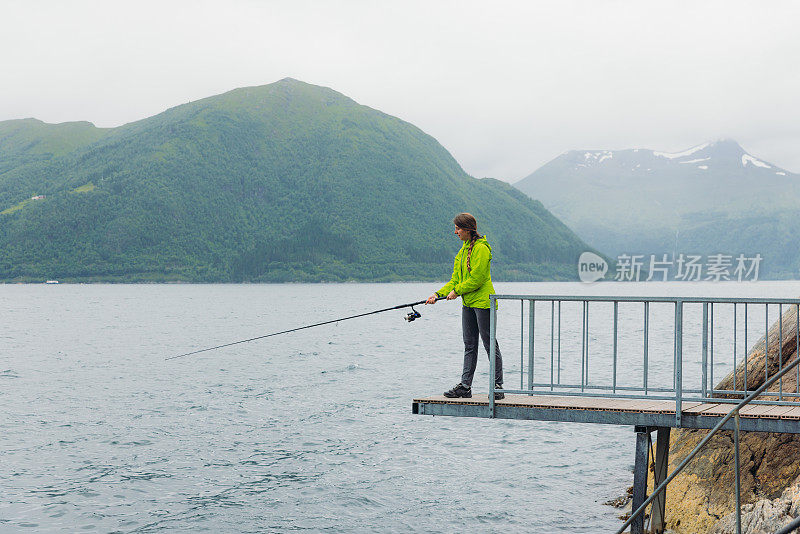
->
[[446, 290, 458, 300], [425, 294, 439, 304]]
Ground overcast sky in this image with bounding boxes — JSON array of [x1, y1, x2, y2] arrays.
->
[[3, 0, 799, 181]]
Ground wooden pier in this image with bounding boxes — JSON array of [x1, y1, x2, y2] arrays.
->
[[417, 295, 800, 532]]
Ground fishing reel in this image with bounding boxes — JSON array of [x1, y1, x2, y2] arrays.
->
[[404, 306, 422, 322]]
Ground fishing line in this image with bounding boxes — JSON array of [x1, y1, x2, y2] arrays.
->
[[166, 296, 446, 361]]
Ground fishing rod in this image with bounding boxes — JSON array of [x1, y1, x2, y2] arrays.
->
[[166, 296, 446, 361]]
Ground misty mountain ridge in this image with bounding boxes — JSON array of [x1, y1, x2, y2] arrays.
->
[[515, 139, 800, 278]]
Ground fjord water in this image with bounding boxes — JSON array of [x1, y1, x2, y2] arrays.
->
[[4, 281, 800, 532]]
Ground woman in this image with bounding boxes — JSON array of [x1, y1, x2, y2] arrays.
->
[[426, 213, 503, 399]]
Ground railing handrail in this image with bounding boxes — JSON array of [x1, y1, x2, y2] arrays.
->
[[493, 294, 800, 305], [489, 295, 800, 409], [775, 514, 800, 534]]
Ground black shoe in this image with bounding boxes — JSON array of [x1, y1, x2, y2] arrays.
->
[[493, 384, 504, 400], [444, 383, 472, 398]]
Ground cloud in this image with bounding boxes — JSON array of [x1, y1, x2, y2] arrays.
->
[[2, 0, 799, 180]]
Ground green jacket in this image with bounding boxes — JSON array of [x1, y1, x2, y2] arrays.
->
[[436, 236, 496, 308]]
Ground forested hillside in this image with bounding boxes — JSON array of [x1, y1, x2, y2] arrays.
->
[[0, 79, 594, 282]]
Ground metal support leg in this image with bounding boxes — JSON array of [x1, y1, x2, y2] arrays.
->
[[651, 427, 671, 533], [632, 426, 650, 534]]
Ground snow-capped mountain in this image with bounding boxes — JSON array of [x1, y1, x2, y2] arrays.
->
[[560, 139, 789, 177], [514, 140, 800, 278]]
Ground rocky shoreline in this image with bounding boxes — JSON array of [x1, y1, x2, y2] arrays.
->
[[709, 477, 800, 534]]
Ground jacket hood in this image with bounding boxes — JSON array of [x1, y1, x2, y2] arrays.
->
[[466, 235, 491, 253]]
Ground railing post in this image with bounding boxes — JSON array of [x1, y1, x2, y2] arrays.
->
[[581, 300, 586, 392], [780, 303, 784, 401], [711, 302, 715, 394], [743, 303, 747, 394], [734, 303, 738, 393], [613, 301, 618, 394], [528, 299, 534, 390], [675, 300, 683, 427], [735, 411, 742, 534], [644, 301, 649, 394], [766, 305, 769, 385], [702, 302, 708, 399], [489, 295, 496, 418], [586, 301, 590, 384], [557, 301, 561, 385], [550, 300, 555, 390], [520, 300, 524, 391]]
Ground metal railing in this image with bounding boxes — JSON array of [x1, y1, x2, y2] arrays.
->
[[487, 295, 800, 421], [484, 294, 800, 534]]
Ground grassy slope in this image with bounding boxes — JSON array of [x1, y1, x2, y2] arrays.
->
[[0, 118, 109, 158], [0, 118, 110, 205]]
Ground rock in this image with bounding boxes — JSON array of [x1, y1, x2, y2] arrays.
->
[[605, 485, 633, 508], [709, 479, 800, 533], [665, 304, 800, 533], [664, 429, 800, 532]]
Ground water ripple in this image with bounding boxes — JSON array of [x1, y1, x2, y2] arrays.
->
[[4, 281, 745, 532]]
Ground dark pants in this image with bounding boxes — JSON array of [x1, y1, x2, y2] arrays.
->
[[461, 306, 503, 387]]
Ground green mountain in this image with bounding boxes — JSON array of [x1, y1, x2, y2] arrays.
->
[[0, 78, 594, 282]]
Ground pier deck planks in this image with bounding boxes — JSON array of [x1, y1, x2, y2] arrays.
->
[[412, 394, 800, 433]]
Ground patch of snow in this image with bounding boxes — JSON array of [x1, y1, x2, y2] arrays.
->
[[742, 154, 771, 169], [698, 165, 709, 170], [583, 151, 613, 163], [654, 142, 710, 159], [777, 171, 787, 176], [679, 157, 711, 164]]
